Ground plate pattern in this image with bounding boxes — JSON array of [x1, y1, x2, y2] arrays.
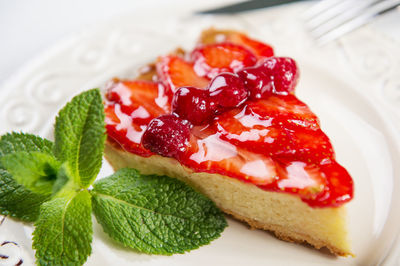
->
[[0, 216, 23, 266], [0, 4, 399, 135], [0, 2, 399, 265], [0, 4, 398, 136]]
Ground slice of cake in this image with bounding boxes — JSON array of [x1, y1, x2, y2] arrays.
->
[[103, 29, 354, 256]]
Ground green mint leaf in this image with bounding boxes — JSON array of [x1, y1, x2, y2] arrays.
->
[[0, 132, 53, 157], [33, 189, 92, 266], [0, 133, 57, 222], [0, 151, 60, 195], [91, 168, 227, 255], [0, 169, 51, 222], [54, 89, 105, 188], [52, 163, 74, 195]]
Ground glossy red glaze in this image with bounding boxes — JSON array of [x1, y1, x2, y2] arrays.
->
[[238, 57, 299, 99], [172, 86, 216, 125], [224, 32, 275, 58], [156, 55, 210, 93], [104, 80, 170, 156], [209, 72, 248, 111], [191, 43, 257, 79], [104, 34, 353, 208]]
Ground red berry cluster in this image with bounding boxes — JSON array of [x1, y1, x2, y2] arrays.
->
[[142, 56, 299, 159]]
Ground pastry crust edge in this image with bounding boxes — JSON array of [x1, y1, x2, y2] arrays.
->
[[104, 139, 354, 257]]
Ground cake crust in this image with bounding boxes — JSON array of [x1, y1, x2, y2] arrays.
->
[[105, 140, 353, 257], [221, 208, 352, 257]]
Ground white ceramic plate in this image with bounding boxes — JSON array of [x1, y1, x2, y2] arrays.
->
[[1, 2, 400, 265]]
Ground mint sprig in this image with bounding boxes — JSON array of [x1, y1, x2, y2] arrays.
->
[[54, 89, 105, 188], [91, 168, 227, 255], [0, 133, 57, 222], [0, 132, 54, 156], [0, 89, 227, 265], [1, 152, 60, 195], [33, 189, 92, 266], [0, 168, 52, 222]]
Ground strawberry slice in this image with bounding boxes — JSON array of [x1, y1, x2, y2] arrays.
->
[[191, 43, 257, 79], [105, 80, 171, 120], [215, 98, 333, 164], [301, 162, 353, 207], [215, 106, 295, 157], [184, 132, 278, 186], [120, 80, 171, 116], [105, 80, 172, 156], [105, 103, 153, 157], [248, 95, 320, 130], [290, 129, 334, 163], [156, 55, 209, 93], [199, 29, 274, 58], [226, 32, 274, 58], [274, 161, 327, 200], [320, 162, 353, 207]]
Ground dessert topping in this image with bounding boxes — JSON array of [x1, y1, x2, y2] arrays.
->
[[209, 72, 248, 111], [157, 55, 209, 94], [191, 43, 257, 79], [142, 114, 190, 159], [172, 86, 216, 125], [238, 57, 299, 99], [105, 32, 353, 208]]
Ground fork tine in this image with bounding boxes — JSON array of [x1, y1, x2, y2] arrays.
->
[[310, 0, 380, 37], [305, 0, 365, 29], [316, 0, 400, 45], [301, 0, 343, 19]]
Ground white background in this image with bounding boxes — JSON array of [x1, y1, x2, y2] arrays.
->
[[0, 0, 232, 84], [0, 0, 399, 86]]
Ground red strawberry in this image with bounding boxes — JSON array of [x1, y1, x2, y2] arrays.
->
[[184, 131, 278, 186], [191, 43, 257, 79], [104, 104, 120, 125], [105, 80, 171, 119], [105, 103, 153, 157], [289, 129, 335, 164], [302, 162, 353, 207], [215, 106, 298, 158], [225, 32, 274, 58], [322, 162, 353, 206], [156, 55, 209, 93], [104, 80, 172, 157], [274, 161, 327, 200], [214, 98, 332, 164], [248, 95, 320, 130], [199, 29, 274, 58]]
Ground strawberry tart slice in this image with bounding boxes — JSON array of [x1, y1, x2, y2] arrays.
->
[[103, 29, 354, 256]]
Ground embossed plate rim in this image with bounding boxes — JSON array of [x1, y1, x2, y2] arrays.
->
[[1, 2, 400, 265]]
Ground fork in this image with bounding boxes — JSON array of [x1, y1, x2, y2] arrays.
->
[[303, 0, 400, 45]]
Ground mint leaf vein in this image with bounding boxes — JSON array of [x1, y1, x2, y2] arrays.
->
[[54, 89, 105, 188], [91, 168, 227, 255], [0, 133, 57, 221], [33, 190, 92, 266]]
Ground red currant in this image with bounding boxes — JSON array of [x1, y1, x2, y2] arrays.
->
[[172, 86, 216, 125], [142, 114, 190, 159], [208, 73, 248, 111], [238, 57, 299, 99]]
